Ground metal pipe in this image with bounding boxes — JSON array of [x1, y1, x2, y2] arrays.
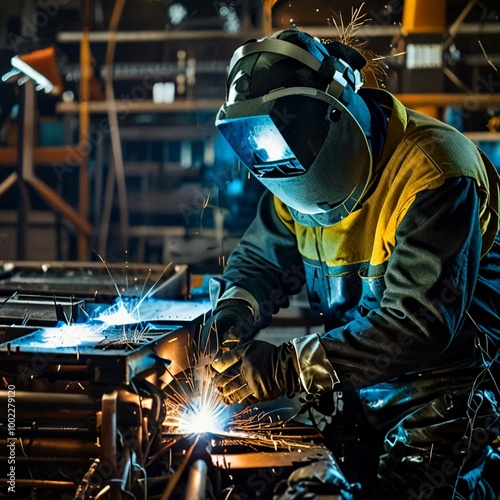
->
[[101, 391, 118, 477], [1, 409, 94, 423], [16, 79, 36, 260], [0, 478, 75, 489], [1, 456, 89, 462], [57, 92, 500, 116], [184, 459, 208, 500], [12, 426, 93, 437], [55, 22, 500, 44], [0, 390, 97, 409], [102, 0, 129, 252], [161, 434, 200, 500], [57, 29, 262, 43], [108, 446, 133, 499], [0, 437, 99, 456]]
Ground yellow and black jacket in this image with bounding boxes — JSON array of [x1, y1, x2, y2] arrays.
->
[[220, 89, 500, 389]]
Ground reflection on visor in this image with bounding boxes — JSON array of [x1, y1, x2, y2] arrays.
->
[[217, 115, 307, 178], [216, 91, 334, 179]]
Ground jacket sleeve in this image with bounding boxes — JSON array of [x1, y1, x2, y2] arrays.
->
[[218, 190, 306, 328], [320, 176, 485, 389]]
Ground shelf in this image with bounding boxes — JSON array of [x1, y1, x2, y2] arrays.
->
[[56, 22, 500, 45], [395, 93, 500, 108], [56, 29, 263, 43], [1, 210, 60, 225], [302, 22, 500, 39], [56, 94, 500, 117], [119, 126, 215, 140], [464, 132, 500, 142], [56, 99, 223, 115], [123, 161, 200, 179]]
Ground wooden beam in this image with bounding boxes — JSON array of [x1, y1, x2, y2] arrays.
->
[[0, 146, 81, 166]]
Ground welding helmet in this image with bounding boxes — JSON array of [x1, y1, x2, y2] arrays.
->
[[215, 30, 373, 226]]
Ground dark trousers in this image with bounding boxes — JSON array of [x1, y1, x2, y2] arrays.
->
[[314, 364, 500, 499]]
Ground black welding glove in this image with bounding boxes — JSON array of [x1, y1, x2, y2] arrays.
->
[[212, 339, 299, 405], [212, 334, 339, 407], [197, 298, 257, 355]]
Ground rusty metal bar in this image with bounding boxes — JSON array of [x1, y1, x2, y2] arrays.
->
[[101, 391, 118, 477], [77, 0, 91, 260]]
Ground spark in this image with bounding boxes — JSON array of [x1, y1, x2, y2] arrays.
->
[[21, 258, 177, 353], [161, 334, 321, 451], [21, 310, 31, 327], [124, 249, 129, 292], [327, 2, 391, 87], [140, 268, 153, 302], [0, 291, 18, 308], [164, 354, 233, 435], [479, 40, 499, 75], [92, 260, 172, 333], [97, 254, 123, 299], [96, 253, 171, 305]]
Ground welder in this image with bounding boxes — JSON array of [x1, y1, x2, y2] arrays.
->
[[200, 29, 500, 498]]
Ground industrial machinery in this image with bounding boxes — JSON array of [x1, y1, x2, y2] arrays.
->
[[0, 261, 347, 499]]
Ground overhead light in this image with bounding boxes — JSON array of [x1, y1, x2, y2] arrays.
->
[[168, 2, 188, 26]]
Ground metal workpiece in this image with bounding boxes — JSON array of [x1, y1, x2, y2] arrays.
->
[[0, 262, 349, 499], [156, 429, 345, 500], [0, 324, 183, 385], [0, 261, 189, 300], [0, 294, 87, 325], [0, 323, 38, 344], [0, 294, 211, 385]]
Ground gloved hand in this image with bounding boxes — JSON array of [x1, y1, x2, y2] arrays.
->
[[197, 299, 256, 355], [211, 339, 300, 406], [212, 334, 339, 407]]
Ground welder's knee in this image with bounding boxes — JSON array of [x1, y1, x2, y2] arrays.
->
[[477, 445, 500, 496], [374, 390, 499, 499]]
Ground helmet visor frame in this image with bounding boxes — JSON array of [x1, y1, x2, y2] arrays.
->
[[215, 86, 372, 223]]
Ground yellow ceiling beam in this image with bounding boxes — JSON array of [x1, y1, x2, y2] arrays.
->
[[402, 0, 447, 35]]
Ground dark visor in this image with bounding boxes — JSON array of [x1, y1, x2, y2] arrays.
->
[[216, 89, 335, 179]]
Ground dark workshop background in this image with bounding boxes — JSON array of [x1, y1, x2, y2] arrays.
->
[[0, 0, 499, 272]]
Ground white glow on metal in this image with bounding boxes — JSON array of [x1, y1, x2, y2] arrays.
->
[[179, 402, 225, 434], [164, 356, 232, 435], [96, 300, 137, 325], [27, 324, 105, 348]]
